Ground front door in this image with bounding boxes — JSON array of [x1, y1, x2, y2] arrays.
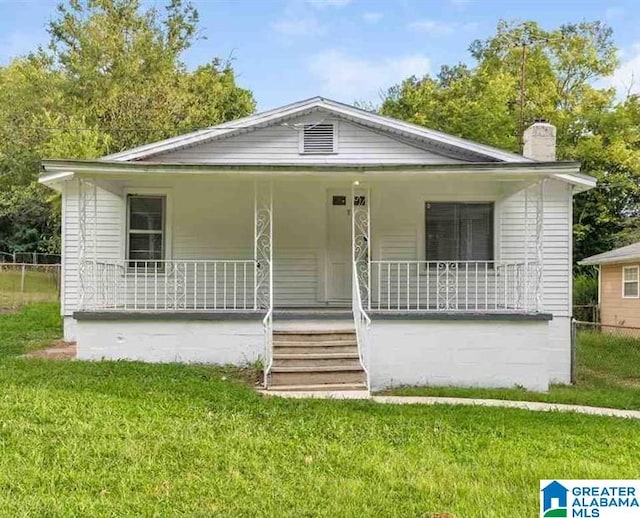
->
[[326, 190, 351, 302]]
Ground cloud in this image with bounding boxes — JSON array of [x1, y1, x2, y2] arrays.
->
[[602, 42, 640, 97], [307, 0, 351, 8], [408, 19, 478, 35], [272, 17, 326, 37], [362, 12, 383, 23], [308, 49, 430, 101]]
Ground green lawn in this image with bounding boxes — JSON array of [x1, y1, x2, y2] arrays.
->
[[383, 331, 640, 410], [0, 304, 639, 517], [0, 268, 60, 309]]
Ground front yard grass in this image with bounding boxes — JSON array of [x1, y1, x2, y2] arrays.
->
[[383, 331, 640, 410], [0, 304, 639, 517]]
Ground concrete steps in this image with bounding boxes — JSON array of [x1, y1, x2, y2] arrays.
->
[[268, 327, 367, 391]]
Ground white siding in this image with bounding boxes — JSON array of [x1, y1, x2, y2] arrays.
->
[[145, 115, 465, 165], [62, 176, 573, 318], [63, 179, 331, 314], [62, 181, 121, 314], [498, 179, 572, 316]]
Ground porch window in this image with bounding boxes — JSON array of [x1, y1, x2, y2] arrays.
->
[[425, 202, 494, 262], [622, 266, 639, 298], [127, 195, 165, 268]]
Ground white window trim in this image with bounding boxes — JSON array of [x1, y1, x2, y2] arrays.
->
[[417, 197, 499, 265], [298, 121, 339, 154], [121, 187, 173, 264], [419, 200, 496, 266], [622, 265, 639, 299]]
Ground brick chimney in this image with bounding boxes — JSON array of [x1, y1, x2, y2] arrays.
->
[[523, 119, 556, 161]]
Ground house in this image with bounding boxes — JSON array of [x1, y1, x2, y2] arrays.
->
[[39, 97, 595, 392], [580, 241, 640, 329]]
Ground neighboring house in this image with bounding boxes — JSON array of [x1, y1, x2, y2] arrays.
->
[[40, 97, 595, 392], [580, 242, 640, 329]]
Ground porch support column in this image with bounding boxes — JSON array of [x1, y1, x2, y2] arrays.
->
[[77, 177, 97, 310], [535, 180, 545, 312], [254, 181, 273, 311], [351, 182, 371, 310], [523, 179, 545, 312]]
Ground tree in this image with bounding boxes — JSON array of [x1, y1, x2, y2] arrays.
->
[[0, 0, 255, 253], [46, 0, 254, 152], [381, 20, 640, 262]]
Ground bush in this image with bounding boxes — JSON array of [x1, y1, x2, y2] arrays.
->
[[573, 274, 598, 306]]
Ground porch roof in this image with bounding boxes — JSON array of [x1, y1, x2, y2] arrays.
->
[[40, 158, 594, 192]]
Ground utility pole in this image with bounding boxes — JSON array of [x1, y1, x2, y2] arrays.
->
[[511, 32, 563, 152], [518, 41, 527, 153]]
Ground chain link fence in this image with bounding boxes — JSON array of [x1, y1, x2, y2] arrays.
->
[[574, 320, 640, 338], [0, 251, 61, 265], [572, 319, 640, 387]]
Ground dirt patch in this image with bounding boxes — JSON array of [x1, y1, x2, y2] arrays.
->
[[23, 340, 76, 360]]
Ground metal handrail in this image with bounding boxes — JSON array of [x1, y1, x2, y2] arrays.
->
[[262, 306, 273, 388], [352, 261, 371, 391]]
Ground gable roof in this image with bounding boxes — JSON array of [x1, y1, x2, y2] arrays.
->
[[102, 96, 533, 163], [580, 241, 640, 266]]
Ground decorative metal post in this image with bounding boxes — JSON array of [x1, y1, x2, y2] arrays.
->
[[524, 184, 533, 311], [78, 177, 98, 309], [523, 179, 545, 312], [254, 181, 273, 310], [351, 183, 370, 309], [535, 179, 545, 312]]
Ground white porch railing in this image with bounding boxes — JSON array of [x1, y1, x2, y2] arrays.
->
[[352, 261, 371, 390], [81, 259, 259, 311], [369, 260, 539, 312]]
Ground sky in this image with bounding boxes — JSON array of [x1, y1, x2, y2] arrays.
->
[[0, 0, 639, 111]]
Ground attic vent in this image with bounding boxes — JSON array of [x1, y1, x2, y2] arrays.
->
[[301, 123, 336, 154]]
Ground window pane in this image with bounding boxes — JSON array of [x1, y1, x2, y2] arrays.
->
[[459, 204, 493, 261], [425, 202, 493, 262], [426, 203, 458, 261], [624, 281, 639, 297], [128, 233, 163, 261], [129, 196, 164, 231], [624, 267, 638, 282]]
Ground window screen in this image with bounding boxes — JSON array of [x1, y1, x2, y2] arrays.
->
[[127, 195, 165, 267], [623, 266, 639, 298], [425, 202, 494, 261]]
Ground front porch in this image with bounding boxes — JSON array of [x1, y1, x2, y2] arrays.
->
[[65, 167, 551, 391], [73, 171, 546, 316]]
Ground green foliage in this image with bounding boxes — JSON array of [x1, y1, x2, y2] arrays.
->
[[0, 0, 255, 253], [382, 20, 640, 261], [573, 273, 598, 306]]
